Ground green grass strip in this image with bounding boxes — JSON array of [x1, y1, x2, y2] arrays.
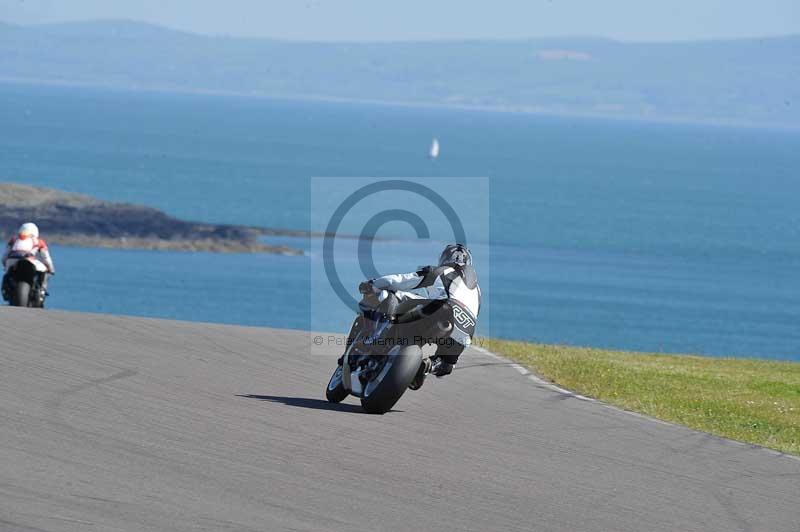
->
[[480, 338, 800, 455]]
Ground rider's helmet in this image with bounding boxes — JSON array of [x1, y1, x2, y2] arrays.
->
[[17, 222, 39, 239], [438, 243, 472, 267]]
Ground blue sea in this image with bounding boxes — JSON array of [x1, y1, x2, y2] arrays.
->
[[1, 83, 799, 360]]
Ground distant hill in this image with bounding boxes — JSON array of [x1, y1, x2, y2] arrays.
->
[[1, 20, 798, 126]]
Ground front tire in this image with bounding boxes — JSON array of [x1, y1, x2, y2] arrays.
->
[[326, 366, 348, 403], [360, 345, 422, 414], [11, 281, 30, 307]]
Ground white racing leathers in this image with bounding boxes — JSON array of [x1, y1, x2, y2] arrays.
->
[[370, 264, 481, 347], [2, 236, 55, 274]]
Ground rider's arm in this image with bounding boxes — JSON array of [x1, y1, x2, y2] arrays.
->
[[371, 266, 453, 301], [37, 239, 55, 273], [370, 271, 424, 292]]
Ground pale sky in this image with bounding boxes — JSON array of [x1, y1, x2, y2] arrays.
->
[[1, 0, 798, 41]]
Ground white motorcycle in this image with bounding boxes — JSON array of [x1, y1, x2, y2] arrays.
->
[[2, 255, 49, 308]]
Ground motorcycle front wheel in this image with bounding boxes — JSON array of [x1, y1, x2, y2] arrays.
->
[[360, 345, 422, 414], [325, 365, 348, 403]]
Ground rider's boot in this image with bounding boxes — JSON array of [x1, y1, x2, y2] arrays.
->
[[39, 272, 50, 298], [408, 358, 432, 391]]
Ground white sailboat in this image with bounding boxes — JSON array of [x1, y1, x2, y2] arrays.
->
[[429, 137, 440, 160]]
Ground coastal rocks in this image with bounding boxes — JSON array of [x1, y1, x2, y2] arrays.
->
[[0, 183, 303, 254]]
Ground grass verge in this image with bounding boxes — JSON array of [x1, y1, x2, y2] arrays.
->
[[479, 338, 800, 456]]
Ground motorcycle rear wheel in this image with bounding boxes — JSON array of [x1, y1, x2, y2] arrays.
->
[[360, 345, 422, 414], [11, 281, 30, 307]]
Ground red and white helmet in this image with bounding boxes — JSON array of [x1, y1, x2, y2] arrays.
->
[[18, 222, 39, 239]]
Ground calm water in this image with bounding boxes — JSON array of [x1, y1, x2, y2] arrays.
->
[[2, 83, 799, 359]]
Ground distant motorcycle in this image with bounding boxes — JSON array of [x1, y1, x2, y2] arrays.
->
[[2, 257, 49, 308], [325, 295, 454, 414]]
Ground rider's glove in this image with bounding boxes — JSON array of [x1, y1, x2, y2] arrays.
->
[[433, 361, 454, 378], [358, 280, 375, 294]]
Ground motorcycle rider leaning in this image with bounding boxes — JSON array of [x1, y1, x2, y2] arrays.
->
[[358, 243, 481, 381], [2, 222, 55, 293]]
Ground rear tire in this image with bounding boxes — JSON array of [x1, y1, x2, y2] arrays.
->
[[326, 366, 348, 403], [11, 281, 30, 307], [360, 345, 422, 414]]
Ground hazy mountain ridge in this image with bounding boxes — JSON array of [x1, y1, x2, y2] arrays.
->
[[1, 20, 798, 126]]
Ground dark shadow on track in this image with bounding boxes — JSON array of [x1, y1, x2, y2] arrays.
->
[[236, 394, 369, 413]]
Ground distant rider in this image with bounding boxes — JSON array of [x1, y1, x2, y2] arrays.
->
[[2, 222, 56, 292], [359, 243, 481, 383]]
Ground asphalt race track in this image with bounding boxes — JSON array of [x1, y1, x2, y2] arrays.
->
[[0, 308, 798, 532]]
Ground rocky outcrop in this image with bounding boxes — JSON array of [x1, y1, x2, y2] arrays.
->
[[0, 183, 304, 254]]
